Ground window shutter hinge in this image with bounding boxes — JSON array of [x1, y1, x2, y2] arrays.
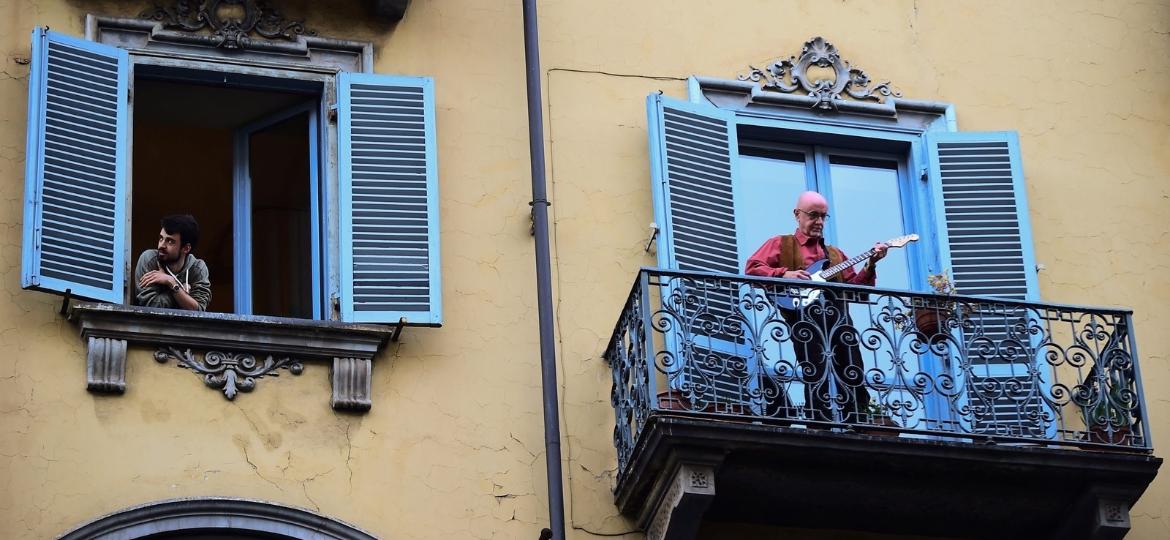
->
[[328, 105, 338, 123], [127, 86, 132, 103], [919, 167, 928, 182]]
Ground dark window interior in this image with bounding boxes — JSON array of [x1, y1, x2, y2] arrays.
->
[[132, 75, 317, 317]]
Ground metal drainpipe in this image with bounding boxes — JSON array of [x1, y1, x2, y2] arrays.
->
[[520, 1, 567, 539]]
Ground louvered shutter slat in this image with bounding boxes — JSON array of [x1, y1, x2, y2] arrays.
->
[[338, 74, 441, 325], [22, 29, 128, 303]]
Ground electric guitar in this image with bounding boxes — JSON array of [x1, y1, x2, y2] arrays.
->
[[774, 234, 919, 310]]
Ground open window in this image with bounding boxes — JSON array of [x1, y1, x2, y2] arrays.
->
[[22, 28, 442, 325]]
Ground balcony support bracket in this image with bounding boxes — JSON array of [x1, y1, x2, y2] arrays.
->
[[86, 336, 128, 393], [645, 457, 719, 540], [1055, 484, 1138, 540]]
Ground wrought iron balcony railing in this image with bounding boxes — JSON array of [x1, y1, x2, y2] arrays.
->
[[605, 268, 1151, 483]]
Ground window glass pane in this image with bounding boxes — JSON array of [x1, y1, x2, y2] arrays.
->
[[250, 112, 313, 319], [829, 156, 927, 428], [828, 158, 910, 290], [735, 152, 808, 265]]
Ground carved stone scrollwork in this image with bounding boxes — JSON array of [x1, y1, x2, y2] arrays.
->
[[141, 0, 317, 50], [86, 337, 128, 393], [738, 36, 902, 110], [154, 346, 303, 400]]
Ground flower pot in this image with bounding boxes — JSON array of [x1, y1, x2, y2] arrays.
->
[[656, 389, 746, 414], [859, 415, 900, 436], [914, 308, 951, 336], [657, 389, 692, 411], [1088, 424, 1132, 445]]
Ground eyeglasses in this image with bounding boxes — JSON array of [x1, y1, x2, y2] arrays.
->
[[798, 210, 830, 221]]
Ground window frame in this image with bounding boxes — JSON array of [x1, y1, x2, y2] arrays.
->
[[688, 76, 957, 292], [21, 18, 444, 326], [124, 55, 340, 318], [735, 141, 922, 286]]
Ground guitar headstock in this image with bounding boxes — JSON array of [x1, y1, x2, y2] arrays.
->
[[886, 234, 919, 248]]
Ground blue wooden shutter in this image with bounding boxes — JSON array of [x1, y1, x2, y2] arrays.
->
[[337, 73, 441, 324], [22, 29, 129, 304], [928, 131, 1038, 300], [647, 94, 740, 272], [928, 131, 1045, 436], [648, 94, 753, 405]]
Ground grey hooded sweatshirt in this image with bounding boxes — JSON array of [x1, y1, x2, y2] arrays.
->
[[133, 249, 212, 311]]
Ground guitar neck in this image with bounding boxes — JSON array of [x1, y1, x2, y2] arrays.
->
[[820, 249, 875, 280]]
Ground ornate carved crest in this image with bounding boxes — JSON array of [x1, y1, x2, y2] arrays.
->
[[141, 0, 317, 50], [155, 347, 303, 400], [738, 37, 902, 111]]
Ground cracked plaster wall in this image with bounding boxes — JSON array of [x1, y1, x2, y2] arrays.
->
[[2, 1, 1170, 540], [1, 1, 550, 539]]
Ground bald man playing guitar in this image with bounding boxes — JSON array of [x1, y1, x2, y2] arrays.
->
[[744, 191, 891, 424]]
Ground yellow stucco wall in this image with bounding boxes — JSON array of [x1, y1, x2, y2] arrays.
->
[[0, 1, 1168, 539], [543, 1, 1170, 538]]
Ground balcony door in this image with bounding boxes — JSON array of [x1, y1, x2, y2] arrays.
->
[[736, 144, 937, 425]]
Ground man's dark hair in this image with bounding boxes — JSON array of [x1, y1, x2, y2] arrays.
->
[[161, 214, 200, 250]]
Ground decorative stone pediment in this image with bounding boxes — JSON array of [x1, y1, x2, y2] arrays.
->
[[89, 1, 378, 73], [738, 36, 902, 111], [141, 0, 318, 50]]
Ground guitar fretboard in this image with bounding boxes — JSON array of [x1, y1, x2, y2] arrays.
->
[[820, 249, 877, 280]]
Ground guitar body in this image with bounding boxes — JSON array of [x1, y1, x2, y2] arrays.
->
[[773, 258, 830, 311]]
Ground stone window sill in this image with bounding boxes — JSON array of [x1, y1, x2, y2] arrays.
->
[[69, 302, 395, 411]]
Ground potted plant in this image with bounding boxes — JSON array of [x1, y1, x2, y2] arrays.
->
[[914, 270, 961, 336], [1085, 387, 1134, 445], [859, 400, 899, 436]]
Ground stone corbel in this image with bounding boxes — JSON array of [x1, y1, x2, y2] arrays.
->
[[1054, 484, 1141, 539], [645, 457, 721, 540], [86, 336, 128, 393], [71, 303, 393, 411], [331, 357, 372, 411]]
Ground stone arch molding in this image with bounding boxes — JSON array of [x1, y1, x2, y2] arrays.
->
[[58, 498, 379, 540]]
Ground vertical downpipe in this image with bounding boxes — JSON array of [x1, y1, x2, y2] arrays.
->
[[520, 1, 567, 539]]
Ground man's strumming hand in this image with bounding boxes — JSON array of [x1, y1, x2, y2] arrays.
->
[[783, 269, 811, 280]]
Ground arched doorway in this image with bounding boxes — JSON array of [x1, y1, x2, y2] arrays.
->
[[58, 498, 378, 540]]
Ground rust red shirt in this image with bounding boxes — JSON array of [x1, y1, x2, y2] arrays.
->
[[744, 230, 875, 285]]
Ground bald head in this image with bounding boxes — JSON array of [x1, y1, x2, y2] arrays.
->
[[793, 191, 829, 238], [796, 191, 827, 210]]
